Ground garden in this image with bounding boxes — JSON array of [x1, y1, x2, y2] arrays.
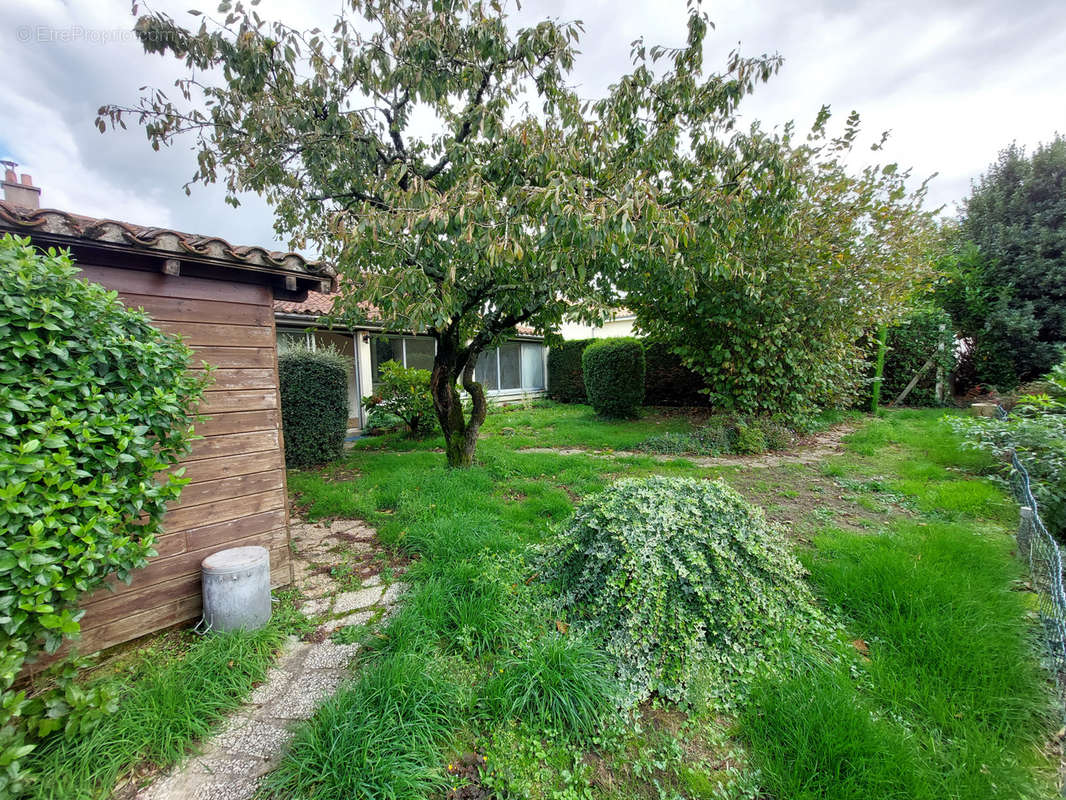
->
[[4, 0, 1066, 798]]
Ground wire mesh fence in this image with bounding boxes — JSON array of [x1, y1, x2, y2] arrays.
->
[[996, 405, 1066, 789]]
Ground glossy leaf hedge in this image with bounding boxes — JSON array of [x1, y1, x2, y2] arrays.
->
[[278, 347, 349, 468], [581, 338, 645, 418], [550, 476, 823, 703], [0, 236, 207, 795]]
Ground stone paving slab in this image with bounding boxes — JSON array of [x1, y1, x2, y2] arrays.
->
[[134, 517, 408, 800]]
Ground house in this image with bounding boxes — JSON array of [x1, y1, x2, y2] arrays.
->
[[0, 171, 332, 658], [274, 284, 549, 430], [558, 309, 637, 340]]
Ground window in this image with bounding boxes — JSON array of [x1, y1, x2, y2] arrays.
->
[[499, 343, 521, 390], [521, 343, 545, 389], [473, 341, 546, 393], [277, 330, 309, 354], [475, 349, 499, 391], [370, 335, 437, 386]]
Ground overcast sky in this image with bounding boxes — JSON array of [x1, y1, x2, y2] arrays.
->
[[3, 0, 1064, 254]]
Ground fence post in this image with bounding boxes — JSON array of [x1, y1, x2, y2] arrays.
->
[[871, 324, 888, 413]]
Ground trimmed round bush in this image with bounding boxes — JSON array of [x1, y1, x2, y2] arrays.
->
[[550, 476, 822, 703], [0, 235, 206, 791], [547, 339, 592, 403], [581, 337, 645, 418], [278, 347, 349, 468]]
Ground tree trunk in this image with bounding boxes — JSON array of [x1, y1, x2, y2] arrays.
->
[[429, 332, 487, 468]]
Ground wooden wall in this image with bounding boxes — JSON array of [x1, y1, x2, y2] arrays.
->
[[71, 264, 292, 656]]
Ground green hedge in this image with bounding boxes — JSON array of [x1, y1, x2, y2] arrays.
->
[[582, 337, 645, 418], [0, 235, 207, 794], [547, 338, 592, 402], [642, 341, 707, 406], [279, 347, 349, 467]]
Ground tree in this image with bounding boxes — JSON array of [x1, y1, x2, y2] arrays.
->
[[623, 110, 939, 417], [99, 0, 784, 466], [954, 136, 1066, 388]]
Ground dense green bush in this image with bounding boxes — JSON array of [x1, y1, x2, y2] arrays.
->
[[278, 347, 349, 468], [581, 337, 645, 418], [549, 476, 824, 703], [641, 341, 707, 406], [875, 307, 956, 407], [546, 339, 591, 403], [363, 360, 435, 436], [949, 137, 1066, 388], [0, 236, 207, 796]]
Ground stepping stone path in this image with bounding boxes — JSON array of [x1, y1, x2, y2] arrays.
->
[[134, 517, 408, 800]]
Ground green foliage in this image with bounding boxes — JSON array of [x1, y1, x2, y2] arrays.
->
[[951, 360, 1066, 537], [581, 338, 646, 419], [363, 360, 436, 436], [635, 415, 795, 456], [278, 347, 349, 468], [484, 632, 613, 740], [107, 0, 791, 467], [642, 341, 707, 406], [953, 136, 1066, 388], [876, 306, 955, 407], [549, 476, 824, 703], [627, 111, 938, 418], [0, 236, 206, 796], [262, 652, 465, 799], [23, 625, 283, 800], [546, 339, 591, 403]]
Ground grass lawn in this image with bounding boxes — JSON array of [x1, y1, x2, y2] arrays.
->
[[275, 404, 1055, 799]]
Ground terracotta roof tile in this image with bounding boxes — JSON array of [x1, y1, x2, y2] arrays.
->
[[0, 201, 333, 282]]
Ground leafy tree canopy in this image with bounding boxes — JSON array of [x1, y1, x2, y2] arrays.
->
[[100, 0, 785, 465], [624, 110, 939, 417], [952, 136, 1066, 388]]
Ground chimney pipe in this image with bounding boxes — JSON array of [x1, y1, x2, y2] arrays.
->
[[1, 163, 41, 210]]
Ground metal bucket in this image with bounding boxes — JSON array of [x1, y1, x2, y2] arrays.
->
[[201, 545, 272, 632]]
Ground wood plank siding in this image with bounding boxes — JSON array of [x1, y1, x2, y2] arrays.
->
[[70, 263, 293, 655]]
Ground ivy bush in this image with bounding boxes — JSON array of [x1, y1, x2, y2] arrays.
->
[[546, 339, 591, 403], [362, 360, 435, 437], [581, 338, 645, 418], [548, 476, 825, 703], [278, 346, 349, 468], [0, 235, 207, 796]]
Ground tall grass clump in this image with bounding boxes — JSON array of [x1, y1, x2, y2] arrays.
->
[[484, 632, 613, 739], [262, 652, 465, 799], [739, 518, 1056, 800], [24, 626, 283, 800]]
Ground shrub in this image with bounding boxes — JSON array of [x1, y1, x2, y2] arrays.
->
[[635, 415, 796, 456], [642, 341, 707, 406], [548, 476, 824, 703], [363, 360, 435, 436], [951, 359, 1066, 538], [581, 337, 645, 418], [279, 346, 349, 467], [484, 632, 613, 739], [546, 339, 591, 403], [0, 236, 207, 795]]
